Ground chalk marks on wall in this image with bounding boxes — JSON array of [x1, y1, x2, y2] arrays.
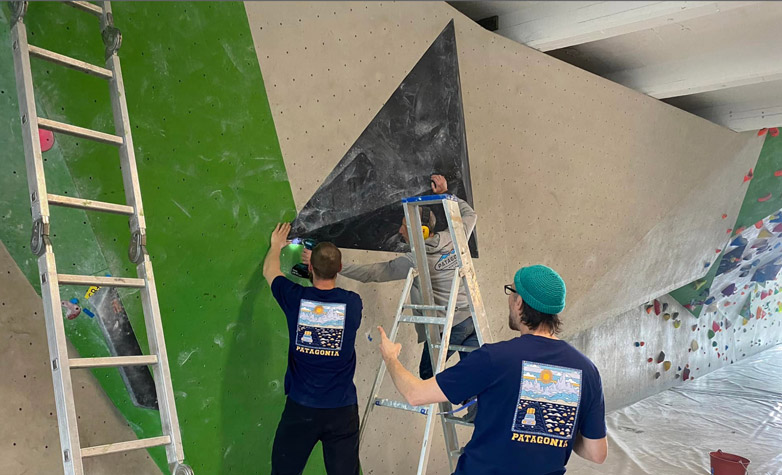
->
[[290, 21, 478, 255]]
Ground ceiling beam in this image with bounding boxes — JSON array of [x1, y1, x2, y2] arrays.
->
[[691, 100, 782, 132], [493, 1, 756, 52], [606, 54, 782, 100]]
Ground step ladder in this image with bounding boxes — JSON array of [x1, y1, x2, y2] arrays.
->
[[359, 194, 493, 474], [8, 2, 192, 474]]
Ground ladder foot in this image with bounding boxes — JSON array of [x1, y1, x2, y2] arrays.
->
[[172, 462, 194, 475]]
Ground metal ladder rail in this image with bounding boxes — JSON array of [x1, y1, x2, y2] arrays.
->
[[8, 2, 190, 473], [360, 194, 491, 474]]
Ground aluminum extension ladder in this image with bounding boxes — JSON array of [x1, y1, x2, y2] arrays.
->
[[359, 194, 493, 474], [8, 2, 192, 474]]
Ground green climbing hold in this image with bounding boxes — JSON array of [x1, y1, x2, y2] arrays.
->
[[708, 329, 715, 339]]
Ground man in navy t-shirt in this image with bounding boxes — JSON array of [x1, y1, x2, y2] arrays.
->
[[263, 223, 363, 475], [378, 265, 607, 474]]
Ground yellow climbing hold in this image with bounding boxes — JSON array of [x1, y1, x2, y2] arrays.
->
[[663, 361, 672, 371], [673, 320, 681, 328], [663, 313, 671, 321]]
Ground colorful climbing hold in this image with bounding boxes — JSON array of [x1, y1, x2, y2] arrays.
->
[[656, 351, 665, 363], [771, 127, 780, 137], [662, 303, 668, 312], [758, 193, 772, 202], [640, 341, 645, 347], [653, 299, 661, 315], [634, 342, 640, 347], [708, 329, 715, 339], [663, 313, 671, 321], [663, 361, 672, 371], [690, 340, 699, 352], [744, 168, 754, 183], [673, 320, 681, 329], [682, 367, 691, 380], [39, 129, 54, 152], [712, 321, 721, 332], [654, 372, 661, 379], [647, 358, 653, 363], [722, 213, 728, 219], [755, 220, 764, 229]]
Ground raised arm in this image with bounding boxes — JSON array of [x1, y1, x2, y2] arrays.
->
[[341, 257, 413, 283], [263, 223, 290, 285], [430, 174, 476, 240]]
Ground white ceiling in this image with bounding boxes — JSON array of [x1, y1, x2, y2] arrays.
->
[[449, 1, 782, 132]]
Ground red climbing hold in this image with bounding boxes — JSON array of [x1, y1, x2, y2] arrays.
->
[[735, 227, 745, 235], [726, 228, 732, 234], [722, 213, 728, 219], [712, 321, 721, 332], [771, 127, 780, 137], [775, 170, 782, 177], [39, 129, 54, 152], [653, 299, 661, 315], [755, 220, 764, 229], [759, 193, 772, 202], [759, 128, 768, 136], [744, 168, 754, 183]]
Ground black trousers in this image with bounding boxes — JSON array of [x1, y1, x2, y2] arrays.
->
[[271, 397, 360, 475]]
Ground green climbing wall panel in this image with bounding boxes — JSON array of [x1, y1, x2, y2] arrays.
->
[[670, 134, 782, 314], [1, 2, 323, 473]]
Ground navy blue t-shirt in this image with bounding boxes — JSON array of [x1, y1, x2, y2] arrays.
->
[[436, 335, 606, 475], [271, 276, 363, 409]]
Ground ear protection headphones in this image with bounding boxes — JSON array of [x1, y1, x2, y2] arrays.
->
[[420, 208, 432, 240]]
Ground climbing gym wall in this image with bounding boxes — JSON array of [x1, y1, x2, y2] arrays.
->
[[245, 2, 765, 473], [1, 2, 306, 473]]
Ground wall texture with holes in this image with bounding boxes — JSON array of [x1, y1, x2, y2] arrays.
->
[[244, 2, 765, 473], [0, 2, 312, 474]]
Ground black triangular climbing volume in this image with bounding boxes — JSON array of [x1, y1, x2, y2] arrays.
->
[[290, 20, 477, 256]]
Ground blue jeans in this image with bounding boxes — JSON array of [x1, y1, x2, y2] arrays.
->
[[419, 317, 478, 380]]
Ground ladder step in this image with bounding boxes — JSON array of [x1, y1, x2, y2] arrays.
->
[[402, 304, 446, 311], [374, 398, 429, 415], [28, 45, 112, 80], [70, 355, 158, 369], [432, 343, 480, 353], [38, 117, 123, 146], [48, 193, 134, 216], [81, 435, 171, 458], [57, 274, 145, 289], [443, 415, 474, 427], [64, 1, 103, 17], [400, 315, 448, 325]]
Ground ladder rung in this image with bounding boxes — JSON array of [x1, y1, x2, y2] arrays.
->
[[374, 398, 429, 415], [403, 304, 446, 311], [443, 415, 474, 427], [400, 315, 448, 325], [48, 193, 134, 216], [81, 435, 171, 458], [28, 45, 112, 79], [431, 343, 480, 353], [38, 117, 123, 146], [69, 355, 158, 369], [57, 274, 145, 289], [64, 1, 103, 17]]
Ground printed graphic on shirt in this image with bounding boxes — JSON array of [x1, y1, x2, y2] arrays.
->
[[510, 361, 582, 446], [434, 248, 458, 271], [295, 300, 346, 356]]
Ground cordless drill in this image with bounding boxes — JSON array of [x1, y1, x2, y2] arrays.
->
[[291, 238, 317, 279]]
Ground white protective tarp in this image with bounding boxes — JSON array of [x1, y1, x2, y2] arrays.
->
[[568, 344, 782, 475]]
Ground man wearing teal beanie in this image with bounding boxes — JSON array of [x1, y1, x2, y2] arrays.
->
[[379, 265, 607, 474]]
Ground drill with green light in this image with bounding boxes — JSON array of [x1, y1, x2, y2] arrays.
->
[[290, 237, 317, 279]]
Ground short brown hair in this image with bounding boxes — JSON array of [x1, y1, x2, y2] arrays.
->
[[311, 242, 341, 280]]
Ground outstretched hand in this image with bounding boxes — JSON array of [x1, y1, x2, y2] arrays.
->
[[431, 174, 448, 194], [270, 223, 291, 250], [378, 326, 401, 363]]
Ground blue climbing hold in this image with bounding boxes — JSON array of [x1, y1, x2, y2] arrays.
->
[[69, 297, 79, 304]]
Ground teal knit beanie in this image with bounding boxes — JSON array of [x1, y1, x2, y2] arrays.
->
[[513, 265, 566, 314]]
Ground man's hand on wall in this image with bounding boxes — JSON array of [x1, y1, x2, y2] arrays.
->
[[431, 174, 448, 194], [270, 223, 291, 250]]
